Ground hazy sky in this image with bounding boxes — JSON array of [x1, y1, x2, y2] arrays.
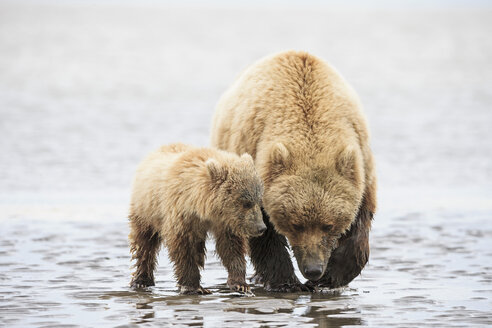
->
[[5, 0, 492, 8]]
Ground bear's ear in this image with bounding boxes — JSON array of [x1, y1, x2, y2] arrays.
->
[[240, 153, 254, 164], [206, 158, 227, 182], [271, 142, 289, 166], [269, 142, 290, 174], [336, 146, 363, 185], [258, 142, 291, 184]]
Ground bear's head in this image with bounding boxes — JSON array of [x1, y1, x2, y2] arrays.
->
[[206, 153, 266, 237], [261, 142, 364, 281]]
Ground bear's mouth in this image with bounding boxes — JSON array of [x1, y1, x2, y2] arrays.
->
[[292, 246, 330, 281], [298, 260, 327, 281], [246, 221, 267, 237]]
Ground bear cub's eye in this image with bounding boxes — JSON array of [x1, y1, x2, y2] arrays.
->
[[292, 224, 305, 232], [321, 224, 333, 232], [243, 201, 254, 209]]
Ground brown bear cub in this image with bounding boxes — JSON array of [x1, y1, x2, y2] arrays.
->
[[128, 143, 265, 294]]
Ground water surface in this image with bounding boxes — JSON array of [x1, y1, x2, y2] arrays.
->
[[1, 204, 491, 327]]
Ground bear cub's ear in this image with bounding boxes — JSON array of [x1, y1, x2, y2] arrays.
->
[[206, 158, 228, 182]]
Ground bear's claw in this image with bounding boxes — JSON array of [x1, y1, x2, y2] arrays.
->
[[265, 282, 311, 293], [179, 285, 212, 295], [130, 277, 155, 289], [231, 284, 251, 293], [304, 280, 320, 292]]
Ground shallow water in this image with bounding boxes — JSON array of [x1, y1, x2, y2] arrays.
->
[[1, 205, 491, 327], [1, 1, 492, 327]]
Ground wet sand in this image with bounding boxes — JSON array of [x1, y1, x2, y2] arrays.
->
[[1, 1, 492, 327]]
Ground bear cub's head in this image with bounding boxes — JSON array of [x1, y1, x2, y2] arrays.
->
[[206, 153, 266, 237]]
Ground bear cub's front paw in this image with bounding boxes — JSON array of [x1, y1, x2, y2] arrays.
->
[[179, 285, 212, 295], [228, 277, 251, 293], [230, 283, 251, 293]]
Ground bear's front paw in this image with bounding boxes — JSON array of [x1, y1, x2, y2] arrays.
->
[[304, 280, 321, 292], [228, 276, 251, 293], [265, 281, 311, 293], [179, 285, 212, 295], [230, 283, 251, 293], [130, 276, 155, 289]]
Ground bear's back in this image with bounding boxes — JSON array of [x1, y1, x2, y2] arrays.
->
[[211, 51, 369, 162], [130, 143, 199, 224]]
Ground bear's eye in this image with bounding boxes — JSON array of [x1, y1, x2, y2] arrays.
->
[[292, 224, 305, 232], [243, 201, 253, 209], [321, 224, 333, 232]]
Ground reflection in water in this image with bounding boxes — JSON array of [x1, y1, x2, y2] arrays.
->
[[297, 294, 364, 328], [304, 306, 363, 328]]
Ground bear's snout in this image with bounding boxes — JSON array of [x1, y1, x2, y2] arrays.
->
[[255, 222, 267, 235], [292, 244, 330, 281], [303, 263, 324, 281], [244, 206, 266, 237], [247, 220, 266, 237]]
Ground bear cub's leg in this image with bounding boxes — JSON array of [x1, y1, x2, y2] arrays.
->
[[129, 217, 162, 288], [167, 221, 211, 295], [213, 226, 249, 293]]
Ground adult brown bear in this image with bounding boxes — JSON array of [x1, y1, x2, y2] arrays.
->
[[211, 51, 377, 292]]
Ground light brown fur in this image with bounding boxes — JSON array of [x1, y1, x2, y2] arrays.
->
[[128, 143, 265, 294], [211, 51, 376, 289]]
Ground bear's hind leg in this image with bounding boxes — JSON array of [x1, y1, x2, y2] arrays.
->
[[167, 219, 210, 295], [129, 217, 162, 288], [249, 208, 309, 292], [213, 226, 249, 293]]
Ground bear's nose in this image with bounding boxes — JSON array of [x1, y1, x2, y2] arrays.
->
[[256, 223, 267, 235], [304, 264, 323, 281]]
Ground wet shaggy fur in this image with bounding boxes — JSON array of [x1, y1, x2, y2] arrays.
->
[[211, 51, 377, 291], [128, 143, 265, 294]]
